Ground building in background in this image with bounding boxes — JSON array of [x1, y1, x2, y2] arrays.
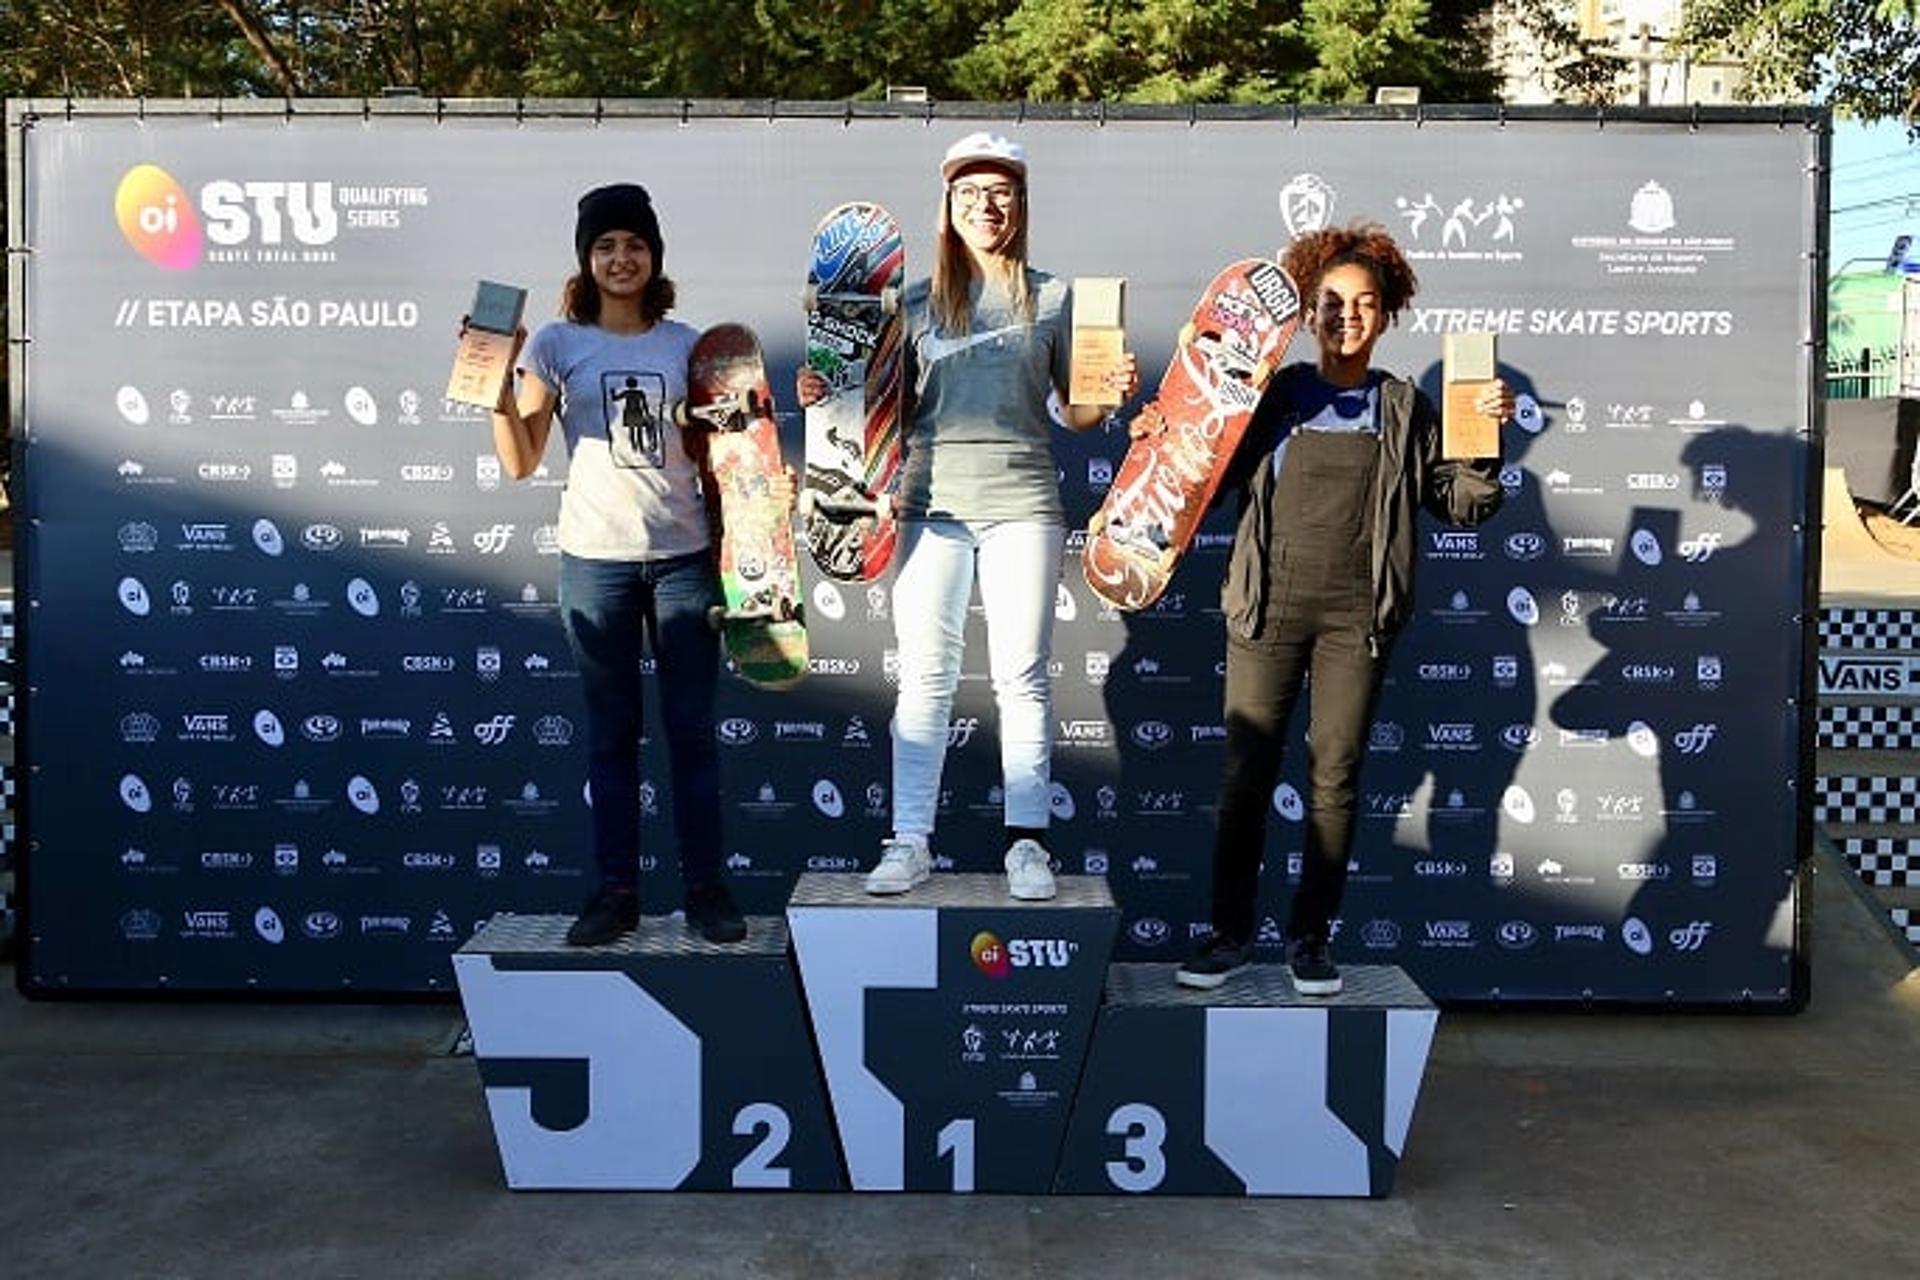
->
[[1496, 0, 1745, 106]]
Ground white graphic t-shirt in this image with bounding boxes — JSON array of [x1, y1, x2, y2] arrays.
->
[[521, 319, 707, 560]]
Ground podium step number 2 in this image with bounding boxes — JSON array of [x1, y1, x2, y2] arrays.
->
[[453, 914, 843, 1191]]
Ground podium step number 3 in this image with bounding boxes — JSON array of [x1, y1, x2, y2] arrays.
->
[[1055, 964, 1438, 1197]]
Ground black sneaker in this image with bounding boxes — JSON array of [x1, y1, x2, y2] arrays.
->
[[1287, 938, 1342, 996], [565, 886, 639, 947], [1176, 932, 1250, 990], [685, 880, 747, 945]]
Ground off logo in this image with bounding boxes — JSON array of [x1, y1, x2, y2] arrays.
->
[[970, 930, 1011, 979], [115, 164, 203, 270]]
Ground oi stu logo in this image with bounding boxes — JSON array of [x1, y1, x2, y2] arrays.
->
[[116, 164, 202, 271]]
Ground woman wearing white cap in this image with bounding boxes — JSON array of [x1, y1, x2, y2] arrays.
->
[[802, 131, 1136, 900]]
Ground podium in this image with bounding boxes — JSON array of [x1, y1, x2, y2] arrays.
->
[[1054, 963, 1438, 1196], [786, 873, 1119, 1192], [453, 914, 842, 1190], [453, 888, 1443, 1196]]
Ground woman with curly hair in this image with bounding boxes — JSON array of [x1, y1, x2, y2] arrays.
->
[[1173, 222, 1513, 994]]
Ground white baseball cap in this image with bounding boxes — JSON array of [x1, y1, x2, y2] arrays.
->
[[941, 132, 1027, 183]]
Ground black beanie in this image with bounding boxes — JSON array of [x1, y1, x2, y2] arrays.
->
[[574, 183, 663, 270]]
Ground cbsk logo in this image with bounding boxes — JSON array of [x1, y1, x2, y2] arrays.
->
[[117, 165, 341, 268]]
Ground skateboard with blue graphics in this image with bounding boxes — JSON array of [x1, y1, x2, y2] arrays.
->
[[799, 202, 905, 582]]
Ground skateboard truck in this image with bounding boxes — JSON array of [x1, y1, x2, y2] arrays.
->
[[1103, 516, 1172, 554], [680, 389, 769, 433], [802, 284, 902, 315], [798, 485, 891, 520], [707, 594, 802, 628]]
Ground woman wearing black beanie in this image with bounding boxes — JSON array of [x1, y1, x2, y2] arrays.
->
[[490, 182, 744, 947]]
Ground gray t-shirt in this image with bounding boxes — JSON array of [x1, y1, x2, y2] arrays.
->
[[896, 269, 1073, 523], [521, 318, 708, 560]]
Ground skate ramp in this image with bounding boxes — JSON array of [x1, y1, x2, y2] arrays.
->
[[1822, 465, 1920, 604]]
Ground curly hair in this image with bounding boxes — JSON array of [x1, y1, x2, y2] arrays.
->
[[1281, 222, 1419, 325]]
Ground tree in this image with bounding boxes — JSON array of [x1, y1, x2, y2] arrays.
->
[[1284, 0, 1472, 103], [1492, 0, 1631, 106], [1675, 0, 1919, 126], [0, 1, 261, 98], [949, 0, 1494, 104]]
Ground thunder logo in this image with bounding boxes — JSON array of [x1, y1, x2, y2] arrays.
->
[[115, 164, 202, 270], [970, 930, 1011, 979]]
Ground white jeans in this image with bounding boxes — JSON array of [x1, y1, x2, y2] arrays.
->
[[890, 518, 1065, 839]]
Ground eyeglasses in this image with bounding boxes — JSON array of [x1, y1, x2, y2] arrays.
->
[[949, 181, 1021, 209]]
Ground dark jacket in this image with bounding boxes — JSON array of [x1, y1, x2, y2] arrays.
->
[[1219, 363, 1504, 645]]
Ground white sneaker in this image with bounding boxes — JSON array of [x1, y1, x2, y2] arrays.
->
[[1004, 838, 1056, 901], [865, 837, 931, 895]]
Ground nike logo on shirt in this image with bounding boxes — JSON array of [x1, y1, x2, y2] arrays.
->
[[918, 324, 1027, 368]]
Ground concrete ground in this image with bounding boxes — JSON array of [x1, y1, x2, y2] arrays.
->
[[1, 845, 1916, 1280]]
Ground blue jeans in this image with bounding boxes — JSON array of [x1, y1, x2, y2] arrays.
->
[[559, 550, 723, 893]]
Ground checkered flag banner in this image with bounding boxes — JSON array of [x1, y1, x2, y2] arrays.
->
[[1834, 836, 1920, 887], [1819, 607, 1920, 652], [1817, 775, 1920, 826], [1820, 705, 1920, 751]]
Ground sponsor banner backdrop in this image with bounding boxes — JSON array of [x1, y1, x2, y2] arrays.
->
[[12, 104, 1815, 999]]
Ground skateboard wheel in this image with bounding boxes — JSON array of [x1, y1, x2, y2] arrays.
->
[[1176, 322, 1196, 349], [796, 490, 817, 518], [880, 286, 901, 315], [706, 604, 725, 632], [1251, 358, 1274, 384], [1088, 509, 1108, 535], [674, 403, 691, 428], [801, 283, 819, 312]]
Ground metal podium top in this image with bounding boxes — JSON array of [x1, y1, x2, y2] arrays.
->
[[787, 872, 1117, 910], [460, 912, 790, 957], [1105, 963, 1435, 1010]]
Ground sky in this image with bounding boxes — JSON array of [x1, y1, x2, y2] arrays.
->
[[1830, 118, 1918, 276]]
